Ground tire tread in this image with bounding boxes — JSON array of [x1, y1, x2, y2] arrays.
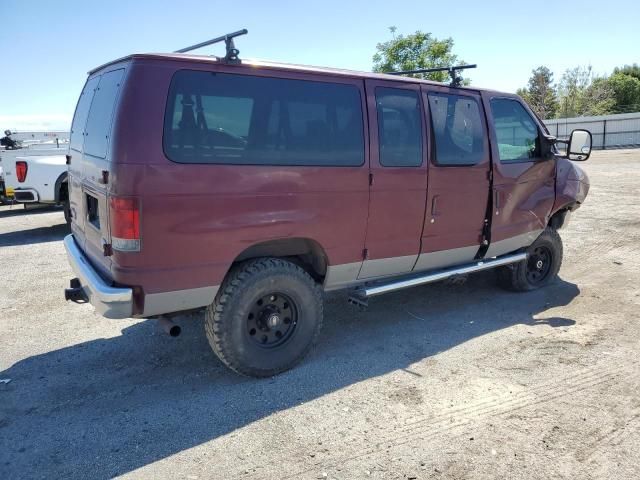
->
[[204, 257, 323, 377]]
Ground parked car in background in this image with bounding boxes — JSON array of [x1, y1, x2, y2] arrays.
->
[[62, 35, 592, 377], [0, 132, 70, 220]]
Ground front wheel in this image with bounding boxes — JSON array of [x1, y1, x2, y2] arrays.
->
[[497, 228, 563, 292], [205, 258, 323, 377]]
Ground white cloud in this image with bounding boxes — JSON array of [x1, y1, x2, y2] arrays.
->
[[0, 114, 72, 132]]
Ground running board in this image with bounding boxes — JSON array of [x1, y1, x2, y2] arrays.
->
[[348, 252, 527, 304]]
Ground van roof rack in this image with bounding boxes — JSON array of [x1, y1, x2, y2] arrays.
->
[[388, 64, 477, 87], [174, 29, 248, 64]]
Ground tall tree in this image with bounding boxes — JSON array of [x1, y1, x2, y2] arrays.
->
[[372, 27, 468, 84], [556, 66, 615, 118], [607, 72, 640, 112], [613, 63, 640, 81], [582, 78, 616, 116], [518, 66, 558, 119]]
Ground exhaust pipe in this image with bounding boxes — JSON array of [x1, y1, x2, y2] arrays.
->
[[65, 278, 88, 303], [158, 317, 181, 337]]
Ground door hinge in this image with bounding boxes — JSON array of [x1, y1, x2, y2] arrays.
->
[[103, 243, 113, 257], [362, 248, 369, 260], [487, 170, 493, 181], [368, 172, 374, 186]]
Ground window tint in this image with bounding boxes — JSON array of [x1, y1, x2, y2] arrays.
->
[[375, 88, 422, 167], [428, 94, 485, 166], [70, 76, 99, 152], [490, 98, 540, 163], [83, 69, 124, 159], [164, 71, 364, 166]]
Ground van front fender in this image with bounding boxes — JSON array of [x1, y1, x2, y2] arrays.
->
[[553, 158, 590, 214]]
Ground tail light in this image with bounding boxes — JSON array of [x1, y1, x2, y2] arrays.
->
[[109, 196, 140, 252], [16, 161, 28, 182]]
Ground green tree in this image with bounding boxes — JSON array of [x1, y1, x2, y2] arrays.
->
[[582, 77, 616, 116], [517, 66, 558, 119], [556, 66, 615, 117], [613, 63, 640, 81], [372, 27, 468, 84], [607, 72, 640, 112]]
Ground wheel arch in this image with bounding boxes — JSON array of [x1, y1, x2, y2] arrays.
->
[[54, 171, 69, 203], [548, 201, 578, 230], [231, 237, 329, 282]]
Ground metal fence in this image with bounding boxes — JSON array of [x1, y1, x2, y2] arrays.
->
[[544, 112, 640, 150]]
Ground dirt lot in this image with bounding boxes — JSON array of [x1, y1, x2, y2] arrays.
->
[[1, 150, 639, 480]]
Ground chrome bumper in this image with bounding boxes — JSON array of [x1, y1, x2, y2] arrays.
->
[[63, 234, 133, 319]]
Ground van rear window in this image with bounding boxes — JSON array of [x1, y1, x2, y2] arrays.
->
[[83, 69, 124, 159], [163, 71, 365, 166], [70, 76, 99, 153]]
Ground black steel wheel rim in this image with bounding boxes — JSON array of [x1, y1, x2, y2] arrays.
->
[[246, 292, 298, 348], [526, 246, 552, 284]]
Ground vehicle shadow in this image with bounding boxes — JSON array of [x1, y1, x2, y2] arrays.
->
[[0, 273, 579, 479], [0, 204, 63, 218], [0, 222, 68, 247]]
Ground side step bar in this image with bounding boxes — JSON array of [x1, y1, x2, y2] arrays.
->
[[348, 252, 527, 305]]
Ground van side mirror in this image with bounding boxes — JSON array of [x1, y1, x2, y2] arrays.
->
[[566, 129, 592, 161]]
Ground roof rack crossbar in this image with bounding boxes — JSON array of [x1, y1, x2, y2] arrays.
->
[[388, 64, 477, 87], [174, 29, 248, 64]]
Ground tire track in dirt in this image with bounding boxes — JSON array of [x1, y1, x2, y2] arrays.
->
[[575, 413, 640, 463], [239, 363, 636, 479]]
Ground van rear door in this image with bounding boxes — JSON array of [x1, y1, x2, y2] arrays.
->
[[68, 67, 125, 277]]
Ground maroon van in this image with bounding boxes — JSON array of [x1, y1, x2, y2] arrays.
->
[[63, 33, 591, 376]]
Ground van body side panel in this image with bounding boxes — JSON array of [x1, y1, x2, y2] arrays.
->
[[482, 93, 555, 257], [109, 61, 369, 296]]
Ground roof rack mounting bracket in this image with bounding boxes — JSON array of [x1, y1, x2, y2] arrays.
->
[[174, 28, 248, 64], [388, 64, 477, 87]]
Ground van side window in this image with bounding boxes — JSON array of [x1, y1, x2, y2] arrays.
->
[[428, 94, 485, 166], [375, 88, 422, 167], [164, 71, 364, 166], [490, 98, 540, 163], [83, 69, 125, 159], [70, 76, 100, 153]]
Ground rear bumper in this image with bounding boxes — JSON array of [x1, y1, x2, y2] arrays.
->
[[13, 188, 38, 202], [63, 234, 133, 319]]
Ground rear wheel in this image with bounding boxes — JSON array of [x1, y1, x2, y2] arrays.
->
[[497, 228, 563, 292], [205, 257, 323, 377]]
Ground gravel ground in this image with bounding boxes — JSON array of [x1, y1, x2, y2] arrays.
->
[[1, 150, 639, 480]]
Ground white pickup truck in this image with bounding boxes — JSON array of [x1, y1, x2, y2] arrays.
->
[[0, 135, 70, 220]]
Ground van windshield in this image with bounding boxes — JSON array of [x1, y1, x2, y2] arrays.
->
[[163, 71, 365, 167]]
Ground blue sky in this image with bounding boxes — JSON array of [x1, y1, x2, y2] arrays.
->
[[1, 0, 638, 130]]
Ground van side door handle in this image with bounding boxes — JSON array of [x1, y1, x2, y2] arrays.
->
[[431, 195, 440, 216]]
